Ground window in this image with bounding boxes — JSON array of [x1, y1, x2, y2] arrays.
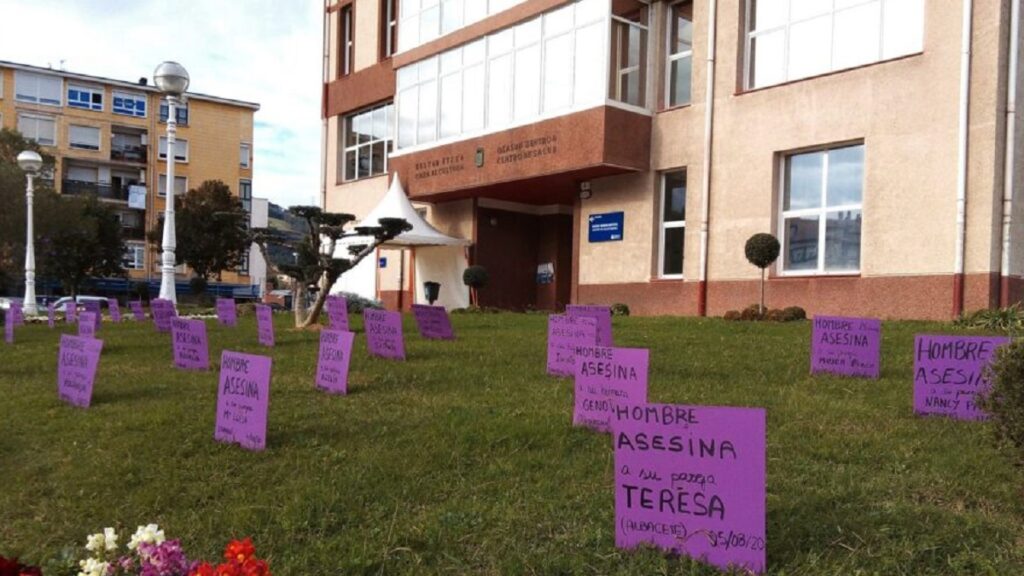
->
[[340, 5, 354, 77], [159, 102, 189, 124], [395, 0, 606, 150], [239, 179, 252, 212], [659, 171, 686, 278], [381, 0, 398, 59], [666, 2, 693, 107], [69, 125, 101, 150], [67, 84, 103, 111], [398, 0, 528, 53], [610, 2, 648, 108], [780, 144, 864, 274], [157, 174, 188, 197], [15, 71, 62, 106], [17, 113, 56, 146], [158, 137, 188, 162], [240, 143, 251, 168], [746, 0, 925, 90], [123, 242, 146, 270], [238, 251, 250, 274], [341, 102, 393, 181], [112, 91, 147, 117]]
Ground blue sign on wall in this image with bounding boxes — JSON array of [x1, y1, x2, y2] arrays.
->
[[379, 257, 388, 268], [588, 212, 625, 243]]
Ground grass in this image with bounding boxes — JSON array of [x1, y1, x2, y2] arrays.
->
[[1, 312, 1023, 575]]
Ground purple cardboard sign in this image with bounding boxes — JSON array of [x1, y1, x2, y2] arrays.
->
[[614, 404, 767, 574], [411, 304, 455, 340], [130, 300, 146, 321], [57, 334, 104, 408], [65, 301, 77, 324], [326, 295, 349, 331], [913, 334, 1009, 420], [547, 314, 598, 377], [255, 304, 274, 347], [171, 317, 210, 371], [214, 350, 272, 451], [316, 329, 355, 394], [152, 299, 175, 333], [78, 312, 97, 339], [216, 298, 237, 327], [82, 301, 102, 332], [108, 300, 122, 323], [12, 304, 24, 327], [364, 309, 406, 360], [574, 346, 649, 432], [810, 315, 881, 379], [566, 304, 613, 346], [4, 307, 13, 344], [47, 303, 55, 328]]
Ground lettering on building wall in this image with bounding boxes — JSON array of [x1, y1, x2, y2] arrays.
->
[[414, 154, 466, 180], [497, 135, 558, 165]]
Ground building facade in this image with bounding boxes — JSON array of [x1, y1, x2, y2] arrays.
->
[[0, 60, 261, 291], [322, 0, 1024, 320]]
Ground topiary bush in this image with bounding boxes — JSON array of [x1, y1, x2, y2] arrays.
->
[[463, 265, 488, 306], [978, 340, 1024, 466], [611, 303, 630, 317], [744, 233, 781, 314]]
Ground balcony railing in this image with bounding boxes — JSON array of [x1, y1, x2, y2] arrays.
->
[[61, 180, 130, 202], [110, 143, 147, 163]]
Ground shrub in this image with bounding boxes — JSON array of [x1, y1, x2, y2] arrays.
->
[[955, 304, 1024, 334], [978, 340, 1024, 465], [451, 305, 501, 314], [781, 306, 807, 321], [724, 304, 806, 323], [723, 310, 742, 321], [611, 303, 630, 317], [462, 265, 489, 289], [336, 291, 383, 313], [744, 233, 781, 314]]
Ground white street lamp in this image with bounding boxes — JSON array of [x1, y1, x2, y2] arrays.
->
[[17, 150, 42, 315], [154, 61, 190, 304]]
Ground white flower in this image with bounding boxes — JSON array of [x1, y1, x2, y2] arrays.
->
[[127, 523, 165, 550], [103, 527, 119, 552], [84, 532, 105, 552], [78, 557, 111, 576]]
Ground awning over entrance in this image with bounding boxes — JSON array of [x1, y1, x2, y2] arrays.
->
[[352, 174, 470, 247]]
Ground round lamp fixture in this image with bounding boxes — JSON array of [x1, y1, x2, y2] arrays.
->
[[153, 61, 190, 95], [16, 150, 43, 174]]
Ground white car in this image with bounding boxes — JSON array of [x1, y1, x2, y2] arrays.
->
[[51, 295, 108, 312]]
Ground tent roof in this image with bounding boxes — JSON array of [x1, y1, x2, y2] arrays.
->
[[351, 175, 470, 247]]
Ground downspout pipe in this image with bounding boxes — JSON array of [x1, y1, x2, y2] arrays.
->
[[953, 0, 973, 318], [697, 0, 717, 316], [1000, 0, 1021, 307], [320, 0, 330, 209]]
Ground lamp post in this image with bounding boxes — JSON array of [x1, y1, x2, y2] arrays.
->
[[154, 61, 190, 304], [17, 150, 43, 315]]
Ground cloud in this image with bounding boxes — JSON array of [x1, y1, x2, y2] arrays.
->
[[0, 0, 324, 208]]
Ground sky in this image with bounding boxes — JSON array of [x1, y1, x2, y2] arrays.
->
[[0, 0, 324, 208]]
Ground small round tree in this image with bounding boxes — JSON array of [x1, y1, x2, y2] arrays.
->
[[744, 233, 780, 315], [462, 265, 488, 306]]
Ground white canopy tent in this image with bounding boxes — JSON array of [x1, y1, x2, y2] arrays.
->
[[331, 175, 472, 310]]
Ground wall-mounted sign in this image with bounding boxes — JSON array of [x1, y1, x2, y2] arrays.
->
[[588, 212, 624, 243], [379, 257, 388, 268], [128, 185, 147, 209]]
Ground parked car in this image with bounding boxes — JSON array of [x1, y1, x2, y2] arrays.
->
[[0, 297, 19, 311], [51, 295, 109, 312]]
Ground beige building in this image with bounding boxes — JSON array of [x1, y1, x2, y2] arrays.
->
[[322, 0, 1023, 320], [0, 60, 260, 291]]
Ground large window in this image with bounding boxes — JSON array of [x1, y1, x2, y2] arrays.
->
[[123, 242, 146, 270], [17, 113, 57, 146], [158, 137, 189, 162], [341, 102, 394, 181], [666, 2, 693, 108], [159, 102, 189, 125], [398, 0, 528, 53], [396, 0, 606, 150], [659, 171, 686, 278], [610, 2, 648, 108], [69, 125, 101, 150], [340, 5, 354, 77], [15, 71, 62, 106], [746, 0, 925, 89], [780, 143, 864, 274], [68, 84, 103, 111], [112, 91, 147, 117], [240, 143, 251, 168]]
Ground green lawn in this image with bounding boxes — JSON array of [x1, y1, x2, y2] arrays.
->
[[1, 313, 1022, 575]]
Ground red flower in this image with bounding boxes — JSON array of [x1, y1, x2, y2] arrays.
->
[[19, 568, 43, 576], [0, 556, 41, 576], [215, 563, 240, 576], [223, 538, 255, 564], [240, 558, 270, 576], [189, 563, 217, 576]]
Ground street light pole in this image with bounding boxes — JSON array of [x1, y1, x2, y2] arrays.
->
[[154, 61, 190, 304], [17, 150, 42, 315]]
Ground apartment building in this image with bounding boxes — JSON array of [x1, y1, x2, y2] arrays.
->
[[322, 0, 1023, 320], [0, 61, 261, 291]]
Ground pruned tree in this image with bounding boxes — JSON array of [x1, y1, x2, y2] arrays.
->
[[250, 205, 411, 328], [744, 233, 781, 315]]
